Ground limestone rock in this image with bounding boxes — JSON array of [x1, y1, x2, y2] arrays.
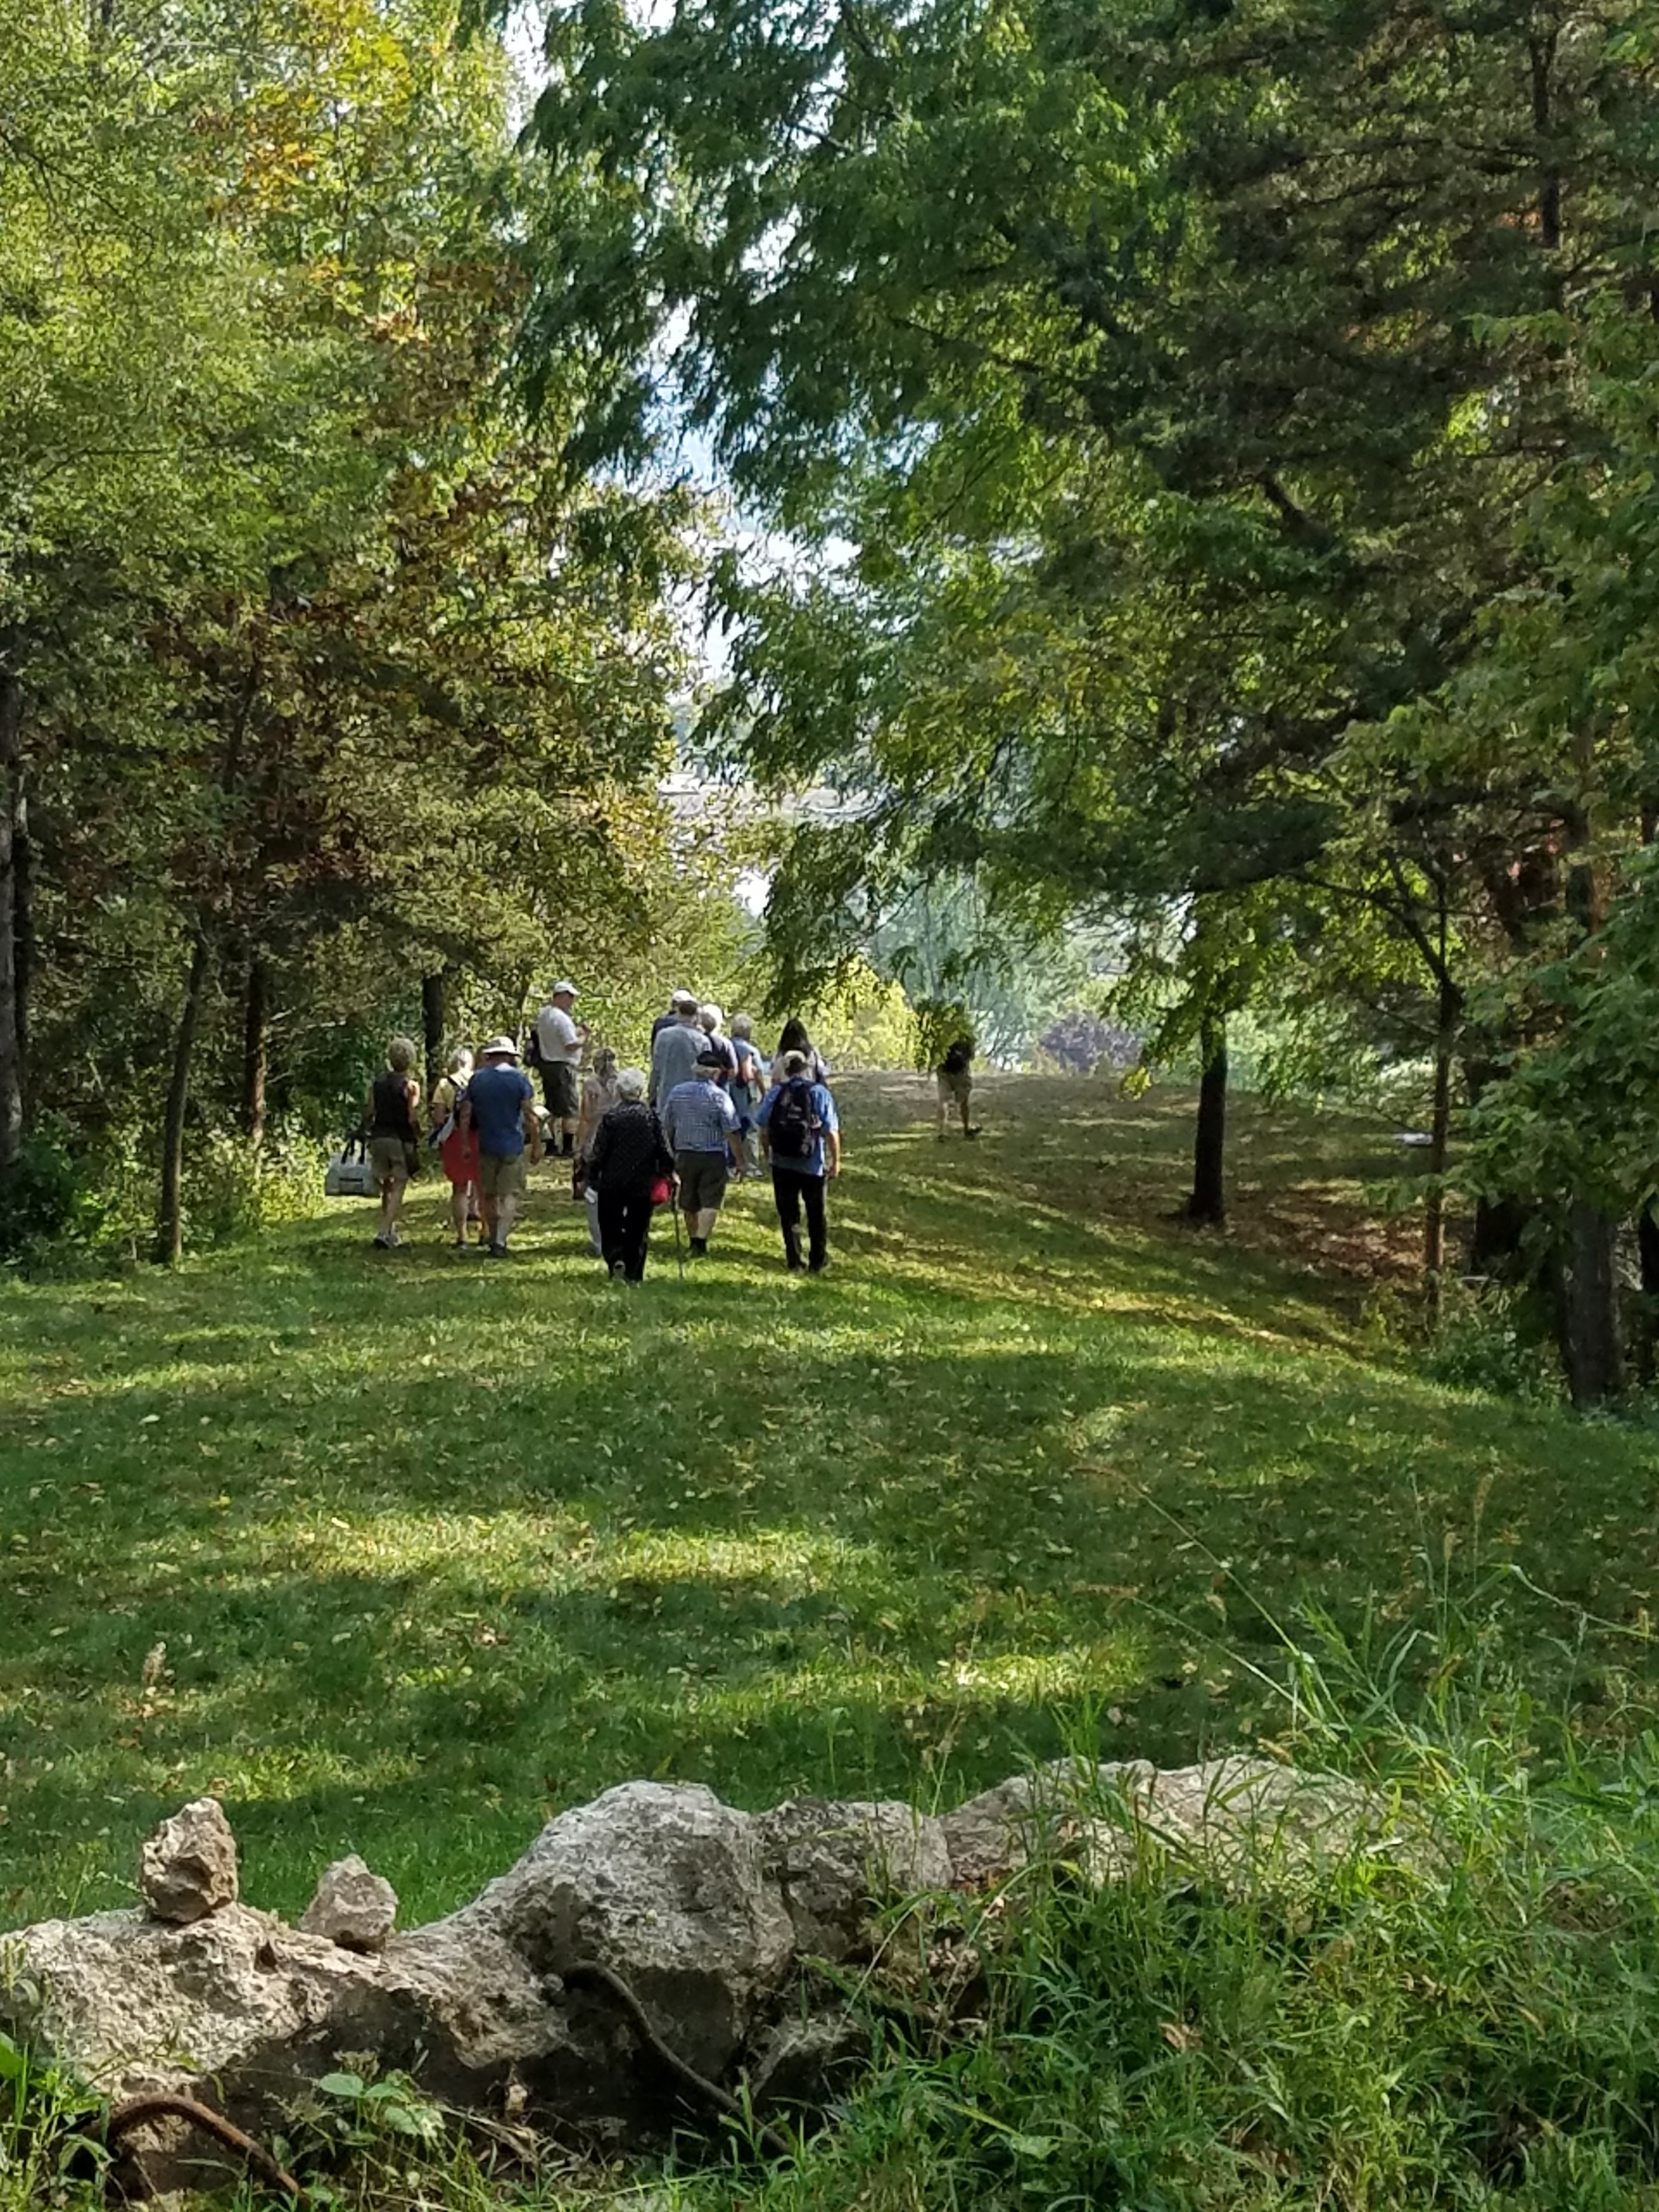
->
[[941, 1756, 1376, 1889], [300, 1856, 397, 1953], [749, 2011, 871, 2111], [445, 1781, 794, 2083], [0, 1900, 583, 2191], [138, 1797, 238, 1925], [757, 1799, 952, 1960], [0, 1759, 1378, 2193]]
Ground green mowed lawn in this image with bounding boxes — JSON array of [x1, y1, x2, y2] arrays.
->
[[3, 1075, 1656, 1933]]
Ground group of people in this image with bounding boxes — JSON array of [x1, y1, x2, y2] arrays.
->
[[360, 983, 843, 1281]]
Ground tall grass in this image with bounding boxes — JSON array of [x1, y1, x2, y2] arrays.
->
[[12, 1598, 1659, 2211]]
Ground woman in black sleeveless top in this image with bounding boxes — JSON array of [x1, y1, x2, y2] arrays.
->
[[365, 1036, 421, 1249]]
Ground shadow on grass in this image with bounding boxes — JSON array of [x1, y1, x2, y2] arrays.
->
[[1, 1077, 1653, 1927]]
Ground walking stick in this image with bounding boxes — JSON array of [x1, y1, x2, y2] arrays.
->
[[672, 1190, 686, 1280]]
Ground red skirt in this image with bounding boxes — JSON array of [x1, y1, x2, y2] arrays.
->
[[439, 1126, 480, 1187]]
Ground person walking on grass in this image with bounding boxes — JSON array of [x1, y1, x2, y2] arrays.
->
[[774, 1016, 830, 1088], [652, 988, 697, 1041], [587, 1067, 677, 1282], [573, 1046, 621, 1256], [936, 1033, 981, 1141], [650, 991, 705, 1106], [458, 1036, 542, 1258], [729, 1012, 766, 1177], [663, 1043, 744, 1255], [534, 980, 587, 1157], [697, 1001, 740, 1082], [366, 1035, 421, 1250], [758, 1049, 841, 1274], [430, 1047, 483, 1248]]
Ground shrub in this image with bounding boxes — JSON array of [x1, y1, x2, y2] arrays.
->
[[0, 1134, 86, 1262], [1420, 1280, 1562, 1403], [184, 1122, 325, 1249]]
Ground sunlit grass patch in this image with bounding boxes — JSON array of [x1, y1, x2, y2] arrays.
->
[[4, 1076, 1659, 1941]]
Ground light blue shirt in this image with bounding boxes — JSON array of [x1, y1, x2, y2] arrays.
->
[[758, 1078, 838, 1177], [650, 1020, 704, 1106], [663, 1078, 739, 1155]]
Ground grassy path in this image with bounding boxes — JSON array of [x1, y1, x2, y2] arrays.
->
[[3, 1076, 1657, 1931]]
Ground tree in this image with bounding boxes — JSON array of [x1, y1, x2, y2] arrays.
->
[[1, 0, 705, 1258], [521, 0, 1659, 1394]]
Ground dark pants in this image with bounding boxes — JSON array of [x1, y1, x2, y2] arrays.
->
[[772, 1168, 828, 1270], [597, 1185, 655, 1281]]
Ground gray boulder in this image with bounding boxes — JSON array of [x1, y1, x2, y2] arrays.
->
[[300, 1856, 398, 1953], [757, 1799, 952, 1960], [940, 1755, 1376, 1889], [0, 1783, 796, 2188], [444, 1781, 794, 2082], [749, 2011, 871, 2111], [137, 1797, 238, 1925]]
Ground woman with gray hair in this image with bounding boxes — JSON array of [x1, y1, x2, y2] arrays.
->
[[585, 1066, 678, 1282]]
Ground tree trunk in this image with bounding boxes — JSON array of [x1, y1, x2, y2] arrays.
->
[[1186, 1015, 1227, 1226], [13, 773, 31, 1128], [242, 954, 270, 1150], [1555, 1199, 1622, 1409], [1423, 971, 1458, 1323], [0, 665, 23, 1172], [155, 930, 213, 1266], [1637, 1208, 1659, 1385], [422, 971, 446, 1098]]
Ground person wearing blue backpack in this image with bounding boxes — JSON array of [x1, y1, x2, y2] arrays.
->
[[757, 1050, 841, 1274]]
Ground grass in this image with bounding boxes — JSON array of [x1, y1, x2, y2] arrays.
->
[[3, 1075, 1659, 1931], [11, 1074, 1659, 2208]]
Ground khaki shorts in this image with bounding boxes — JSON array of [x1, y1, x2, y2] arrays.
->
[[478, 1150, 528, 1200], [370, 1136, 411, 1185], [938, 1069, 973, 1105], [676, 1151, 730, 1214], [542, 1061, 579, 1118]]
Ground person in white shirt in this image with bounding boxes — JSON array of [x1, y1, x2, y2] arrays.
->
[[534, 980, 587, 1157]]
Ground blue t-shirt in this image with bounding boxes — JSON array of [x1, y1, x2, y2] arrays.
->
[[467, 1063, 534, 1155], [758, 1078, 838, 1177]]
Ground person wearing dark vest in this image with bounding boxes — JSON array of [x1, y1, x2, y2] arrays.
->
[[365, 1035, 421, 1250], [936, 1033, 979, 1140]]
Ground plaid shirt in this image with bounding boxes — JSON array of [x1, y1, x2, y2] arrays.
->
[[662, 1078, 739, 1155]]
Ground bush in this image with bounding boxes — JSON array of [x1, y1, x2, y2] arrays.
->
[[1420, 1281, 1562, 1403], [0, 1134, 85, 1262], [184, 1122, 325, 1249]]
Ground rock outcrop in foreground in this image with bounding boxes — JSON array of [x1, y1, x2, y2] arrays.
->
[[0, 1759, 1371, 2193]]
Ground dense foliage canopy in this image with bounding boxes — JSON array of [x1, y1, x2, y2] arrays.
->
[[518, 0, 1659, 1398], [0, 0, 739, 1260]]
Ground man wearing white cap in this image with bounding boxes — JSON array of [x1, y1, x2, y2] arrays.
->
[[457, 1037, 542, 1258], [534, 980, 587, 1159]]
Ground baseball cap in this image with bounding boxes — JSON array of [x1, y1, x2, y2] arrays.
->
[[697, 1045, 730, 1069], [550, 980, 579, 997], [480, 1035, 519, 1059]]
